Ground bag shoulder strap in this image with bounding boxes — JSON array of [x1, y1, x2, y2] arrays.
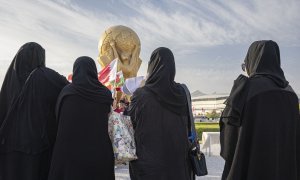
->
[[181, 84, 198, 140], [0, 68, 39, 138]]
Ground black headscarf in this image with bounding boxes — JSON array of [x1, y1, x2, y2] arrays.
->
[[0, 42, 45, 128], [245, 40, 288, 88], [56, 56, 113, 117], [0, 42, 69, 154], [221, 40, 289, 126], [144, 47, 187, 115]]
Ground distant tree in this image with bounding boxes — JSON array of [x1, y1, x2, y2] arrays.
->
[[206, 110, 220, 119]]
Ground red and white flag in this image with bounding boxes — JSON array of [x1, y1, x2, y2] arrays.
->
[[67, 74, 73, 82], [98, 59, 118, 85], [67, 59, 125, 94]]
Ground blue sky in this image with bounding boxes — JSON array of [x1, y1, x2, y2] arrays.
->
[[0, 0, 299, 93]]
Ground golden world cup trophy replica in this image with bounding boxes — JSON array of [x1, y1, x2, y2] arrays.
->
[[98, 25, 142, 103], [98, 25, 142, 79]]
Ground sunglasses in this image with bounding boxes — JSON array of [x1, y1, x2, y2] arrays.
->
[[241, 63, 246, 72]]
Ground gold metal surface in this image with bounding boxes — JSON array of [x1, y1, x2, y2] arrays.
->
[[98, 25, 142, 79]]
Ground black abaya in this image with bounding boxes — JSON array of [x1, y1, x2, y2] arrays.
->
[[0, 43, 68, 180], [128, 47, 193, 180], [48, 56, 114, 180], [0, 42, 68, 180], [220, 41, 300, 180], [0, 42, 45, 130], [226, 80, 299, 180]]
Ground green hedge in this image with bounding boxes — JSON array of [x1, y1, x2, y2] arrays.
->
[[195, 122, 220, 141]]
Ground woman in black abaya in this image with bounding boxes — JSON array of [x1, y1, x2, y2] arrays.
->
[[48, 56, 114, 180], [220, 40, 300, 180], [127, 47, 193, 180], [0, 42, 69, 180]]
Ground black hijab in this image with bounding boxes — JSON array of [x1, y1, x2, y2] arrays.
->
[[222, 40, 289, 126], [144, 47, 187, 115], [245, 40, 288, 88], [0, 42, 69, 154], [56, 56, 113, 117], [0, 42, 45, 127]]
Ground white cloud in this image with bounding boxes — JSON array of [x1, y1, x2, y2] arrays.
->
[[125, 0, 300, 48], [0, 0, 299, 92], [0, 0, 115, 79]]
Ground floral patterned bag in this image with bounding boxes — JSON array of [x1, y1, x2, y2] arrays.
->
[[108, 111, 137, 164]]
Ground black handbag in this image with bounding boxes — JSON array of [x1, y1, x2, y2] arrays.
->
[[189, 140, 208, 176], [181, 84, 208, 176]]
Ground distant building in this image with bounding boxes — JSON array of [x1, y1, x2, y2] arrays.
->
[[191, 90, 229, 116], [191, 91, 300, 116]]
